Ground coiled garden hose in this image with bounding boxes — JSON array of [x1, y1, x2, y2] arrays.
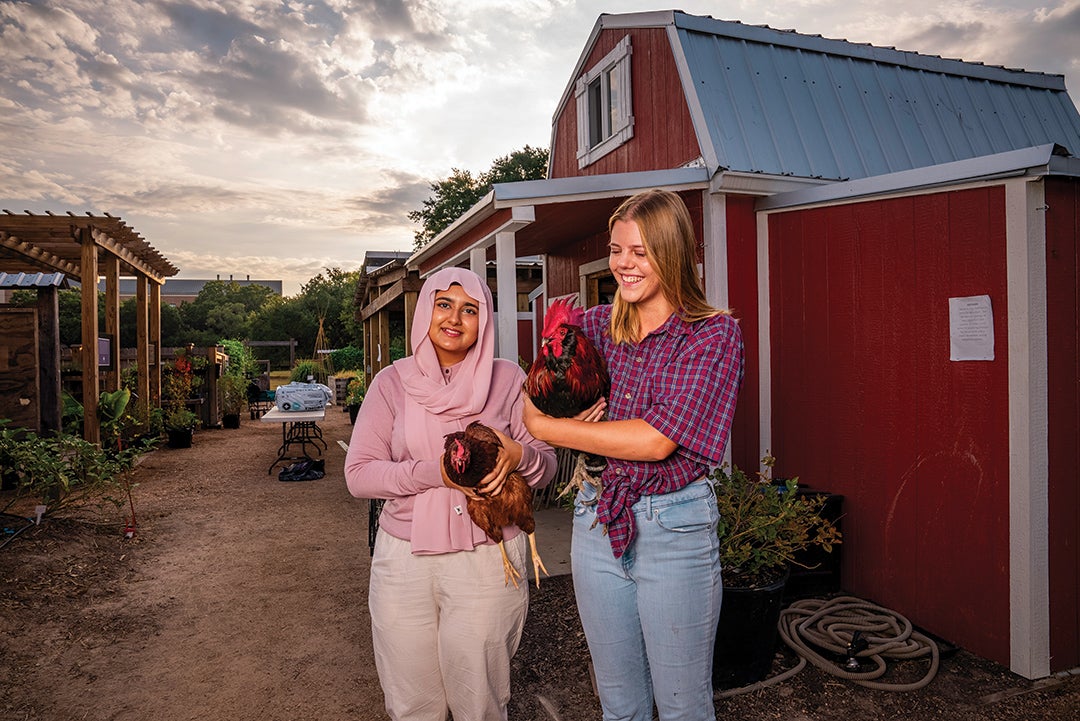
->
[[716, 594, 940, 698]]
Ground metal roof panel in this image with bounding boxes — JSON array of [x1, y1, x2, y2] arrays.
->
[[671, 15, 1080, 181]]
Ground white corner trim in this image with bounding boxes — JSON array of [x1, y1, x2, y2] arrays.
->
[[495, 231, 519, 363], [703, 192, 728, 310], [756, 211, 772, 462], [1006, 177, 1051, 680]]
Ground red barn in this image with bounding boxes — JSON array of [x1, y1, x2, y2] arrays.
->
[[408, 10, 1080, 678]]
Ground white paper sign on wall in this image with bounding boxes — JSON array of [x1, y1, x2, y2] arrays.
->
[[949, 295, 994, 361]]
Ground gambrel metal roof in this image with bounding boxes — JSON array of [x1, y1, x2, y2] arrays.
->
[[595, 11, 1080, 181]]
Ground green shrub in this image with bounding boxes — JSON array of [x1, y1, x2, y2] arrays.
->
[[218, 338, 258, 378], [329, 345, 363, 373], [711, 454, 842, 588], [345, 376, 366, 406], [0, 419, 144, 518], [289, 359, 327, 385]]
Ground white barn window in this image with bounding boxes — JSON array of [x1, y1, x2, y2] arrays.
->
[[575, 35, 633, 168]]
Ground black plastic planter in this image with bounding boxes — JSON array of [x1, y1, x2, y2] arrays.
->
[[712, 571, 788, 690]]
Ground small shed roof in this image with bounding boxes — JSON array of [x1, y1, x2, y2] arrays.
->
[[0, 271, 69, 289], [0, 210, 178, 283]]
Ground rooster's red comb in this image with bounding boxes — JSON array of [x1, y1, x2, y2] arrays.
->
[[541, 295, 583, 337]]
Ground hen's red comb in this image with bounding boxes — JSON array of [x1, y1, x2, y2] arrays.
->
[[541, 295, 583, 337]]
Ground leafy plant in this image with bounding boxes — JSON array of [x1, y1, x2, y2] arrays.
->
[[329, 345, 363, 373], [345, 377, 365, 406], [220, 373, 249, 415], [218, 338, 258, 379], [289, 359, 327, 385], [711, 454, 842, 588], [164, 407, 200, 432], [162, 349, 201, 433], [0, 419, 143, 518]]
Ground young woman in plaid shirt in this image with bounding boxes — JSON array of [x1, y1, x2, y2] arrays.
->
[[524, 189, 745, 721]]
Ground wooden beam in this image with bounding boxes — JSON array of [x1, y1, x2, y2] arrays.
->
[[360, 279, 404, 321], [79, 228, 100, 444], [0, 231, 80, 279], [89, 227, 166, 283], [103, 255, 121, 392]]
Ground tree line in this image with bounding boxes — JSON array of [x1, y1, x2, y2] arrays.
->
[[10, 267, 361, 369]]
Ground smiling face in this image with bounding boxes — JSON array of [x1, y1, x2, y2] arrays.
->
[[608, 218, 670, 314], [427, 283, 480, 367]]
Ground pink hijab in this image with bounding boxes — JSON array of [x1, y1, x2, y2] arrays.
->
[[393, 267, 496, 552]]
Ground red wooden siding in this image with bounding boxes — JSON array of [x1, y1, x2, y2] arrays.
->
[[768, 187, 1011, 665], [550, 28, 701, 179], [724, 195, 760, 473], [1045, 176, 1080, 672]]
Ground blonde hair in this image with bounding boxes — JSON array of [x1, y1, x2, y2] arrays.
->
[[607, 189, 727, 344]]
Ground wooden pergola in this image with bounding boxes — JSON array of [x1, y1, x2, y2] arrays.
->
[[0, 210, 178, 443]]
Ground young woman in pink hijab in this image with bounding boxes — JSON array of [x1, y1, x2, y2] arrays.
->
[[344, 267, 556, 721]]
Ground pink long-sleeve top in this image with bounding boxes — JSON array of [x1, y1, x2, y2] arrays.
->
[[344, 358, 557, 555]]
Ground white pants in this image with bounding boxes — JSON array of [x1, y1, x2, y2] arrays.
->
[[368, 529, 529, 721]]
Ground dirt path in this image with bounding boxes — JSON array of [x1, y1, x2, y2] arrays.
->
[[2, 404, 1079, 721], [2, 407, 384, 720]]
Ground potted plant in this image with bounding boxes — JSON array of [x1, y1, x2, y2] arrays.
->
[[220, 374, 248, 429], [345, 377, 365, 425], [163, 350, 200, 447], [163, 407, 199, 448], [710, 454, 842, 689]]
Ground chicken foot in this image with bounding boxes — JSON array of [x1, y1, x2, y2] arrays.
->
[[498, 540, 525, 588], [527, 532, 549, 589], [498, 533, 550, 589]]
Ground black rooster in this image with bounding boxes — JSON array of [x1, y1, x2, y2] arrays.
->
[[523, 296, 610, 507]]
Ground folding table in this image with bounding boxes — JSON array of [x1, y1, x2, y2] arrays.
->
[[260, 406, 328, 474]]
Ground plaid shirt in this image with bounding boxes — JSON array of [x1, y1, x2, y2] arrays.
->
[[583, 305, 745, 557]]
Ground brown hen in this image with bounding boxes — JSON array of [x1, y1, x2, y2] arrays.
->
[[443, 421, 548, 588]]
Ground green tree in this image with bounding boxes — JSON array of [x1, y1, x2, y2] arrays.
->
[[294, 267, 362, 353], [409, 145, 549, 249], [11, 288, 187, 349], [179, 280, 274, 344]]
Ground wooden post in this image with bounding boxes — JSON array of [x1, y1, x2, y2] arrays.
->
[[136, 276, 150, 429], [377, 308, 391, 375], [79, 227, 100, 444], [404, 290, 417, 357], [103, 255, 121, 392], [36, 286, 62, 436], [149, 281, 161, 406]]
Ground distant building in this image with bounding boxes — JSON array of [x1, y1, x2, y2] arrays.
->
[[359, 251, 411, 274], [96, 275, 283, 305]]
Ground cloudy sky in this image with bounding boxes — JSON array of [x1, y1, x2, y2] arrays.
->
[[1, 0, 1078, 295]]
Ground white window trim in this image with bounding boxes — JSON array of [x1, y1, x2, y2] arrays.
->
[[575, 35, 634, 168]]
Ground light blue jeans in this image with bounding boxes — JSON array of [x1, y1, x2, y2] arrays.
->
[[572, 479, 722, 721]]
